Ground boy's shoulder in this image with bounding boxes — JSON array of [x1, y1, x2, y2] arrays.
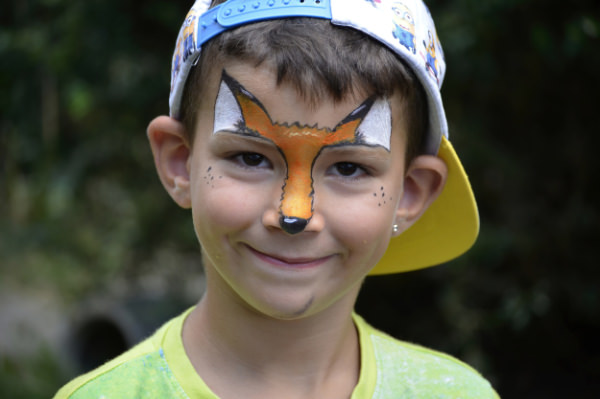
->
[[55, 309, 498, 399], [53, 312, 189, 399], [354, 314, 500, 399]]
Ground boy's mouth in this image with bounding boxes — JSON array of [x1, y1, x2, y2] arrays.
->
[[245, 245, 332, 269]]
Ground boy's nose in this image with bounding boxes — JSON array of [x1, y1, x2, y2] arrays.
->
[[279, 216, 308, 235]]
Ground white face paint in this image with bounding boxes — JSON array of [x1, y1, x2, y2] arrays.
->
[[213, 78, 242, 135], [355, 97, 392, 150]]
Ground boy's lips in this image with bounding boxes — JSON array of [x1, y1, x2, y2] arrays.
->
[[245, 245, 333, 269]]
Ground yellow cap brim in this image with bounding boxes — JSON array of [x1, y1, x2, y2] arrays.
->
[[369, 137, 479, 275]]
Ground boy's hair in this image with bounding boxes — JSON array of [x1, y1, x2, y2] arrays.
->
[[179, 13, 428, 165]]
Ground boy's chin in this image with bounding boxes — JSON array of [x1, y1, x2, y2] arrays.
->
[[239, 284, 359, 323], [242, 292, 319, 321]]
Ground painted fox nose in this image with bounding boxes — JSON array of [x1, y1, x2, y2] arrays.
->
[[279, 216, 308, 235]]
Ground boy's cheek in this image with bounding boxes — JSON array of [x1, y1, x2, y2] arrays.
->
[[330, 199, 393, 246], [190, 173, 266, 230]]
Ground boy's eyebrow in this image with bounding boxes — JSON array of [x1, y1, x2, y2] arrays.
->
[[213, 122, 263, 138], [210, 129, 274, 147], [321, 142, 392, 161], [210, 130, 390, 163]]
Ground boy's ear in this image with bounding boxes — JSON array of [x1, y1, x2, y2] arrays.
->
[[393, 155, 448, 236], [147, 116, 192, 209]]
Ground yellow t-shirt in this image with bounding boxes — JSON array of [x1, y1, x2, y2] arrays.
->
[[55, 308, 499, 398]]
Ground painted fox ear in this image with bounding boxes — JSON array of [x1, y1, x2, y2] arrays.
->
[[336, 97, 392, 151], [213, 70, 271, 135], [213, 73, 243, 134]]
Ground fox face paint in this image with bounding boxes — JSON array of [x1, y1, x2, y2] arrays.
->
[[213, 71, 392, 234]]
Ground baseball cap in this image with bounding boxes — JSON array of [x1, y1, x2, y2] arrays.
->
[[168, 0, 479, 274]]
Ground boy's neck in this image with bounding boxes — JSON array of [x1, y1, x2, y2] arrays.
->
[[182, 276, 362, 399]]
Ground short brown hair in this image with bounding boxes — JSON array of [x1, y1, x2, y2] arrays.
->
[[180, 4, 428, 165]]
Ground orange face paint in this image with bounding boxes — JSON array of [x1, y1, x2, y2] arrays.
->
[[213, 71, 391, 234]]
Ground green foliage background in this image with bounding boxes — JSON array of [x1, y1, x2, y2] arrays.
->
[[1, 0, 599, 397]]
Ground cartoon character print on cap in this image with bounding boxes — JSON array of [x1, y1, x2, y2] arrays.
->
[[182, 11, 197, 62], [391, 2, 417, 54], [422, 30, 440, 84], [172, 36, 183, 93], [367, 0, 417, 55], [171, 8, 199, 93], [213, 71, 392, 235]]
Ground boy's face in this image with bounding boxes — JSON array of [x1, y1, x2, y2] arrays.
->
[[176, 62, 416, 318]]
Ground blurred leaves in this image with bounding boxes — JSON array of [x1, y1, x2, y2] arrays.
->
[[1, 0, 197, 299], [0, 346, 64, 399]]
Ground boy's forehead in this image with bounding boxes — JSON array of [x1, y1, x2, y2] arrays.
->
[[202, 61, 407, 132]]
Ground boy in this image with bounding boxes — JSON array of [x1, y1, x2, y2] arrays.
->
[[55, 0, 498, 397]]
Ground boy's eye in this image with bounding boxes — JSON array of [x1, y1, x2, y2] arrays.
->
[[242, 153, 264, 166], [335, 162, 358, 176], [233, 152, 270, 168], [331, 162, 366, 178]]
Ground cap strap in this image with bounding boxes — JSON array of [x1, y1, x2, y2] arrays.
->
[[197, 0, 333, 47]]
